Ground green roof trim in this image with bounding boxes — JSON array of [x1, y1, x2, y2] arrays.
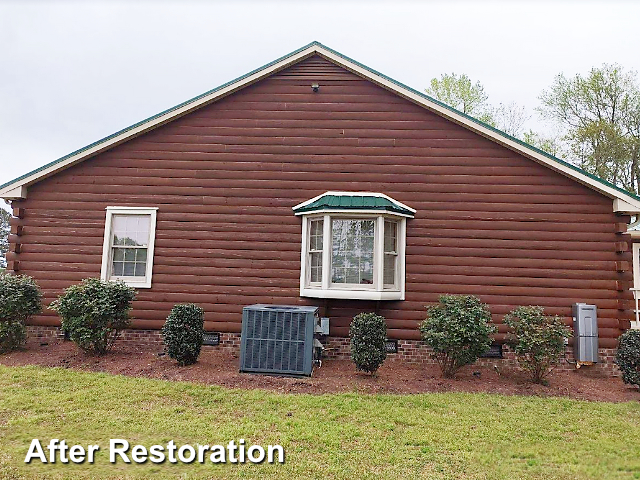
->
[[3, 40, 640, 206], [293, 194, 415, 217]]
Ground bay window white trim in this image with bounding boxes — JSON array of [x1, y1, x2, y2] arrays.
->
[[293, 191, 416, 215], [294, 208, 414, 218], [100, 206, 158, 289], [299, 212, 407, 301]]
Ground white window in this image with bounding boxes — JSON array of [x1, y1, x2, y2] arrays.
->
[[294, 192, 414, 301], [309, 218, 324, 285], [100, 207, 158, 288], [383, 220, 398, 289]]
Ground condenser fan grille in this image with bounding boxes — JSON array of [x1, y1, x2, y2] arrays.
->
[[240, 305, 318, 376]]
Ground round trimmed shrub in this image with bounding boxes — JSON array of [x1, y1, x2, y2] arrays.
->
[[420, 294, 495, 378], [350, 312, 387, 375], [50, 278, 135, 355], [616, 330, 640, 387], [504, 306, 571, 384], [0, 273, 42, 353], [162, 303, 205, 366]]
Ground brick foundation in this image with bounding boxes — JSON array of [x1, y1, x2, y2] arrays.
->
[[322, 336, 620, 376], [25, 325, 620, 376]]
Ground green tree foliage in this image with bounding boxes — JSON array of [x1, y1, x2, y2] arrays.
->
[[420, 295, 494, 378], [504, 306, 572, 384], [0, 208, 10, 269], [162, 303, 205, 366], [522, 130, 564, 157], [538, 64, 640, 193], [426, 74, 530, 138], [426, 73, 495, 123], [50, 278, 135, 354], [349, 312, 387, 375], [616, 330, 640, 387], [0, 273, 42, 353]]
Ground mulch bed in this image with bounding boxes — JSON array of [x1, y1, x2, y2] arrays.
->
[[1, 338, 638, 403]]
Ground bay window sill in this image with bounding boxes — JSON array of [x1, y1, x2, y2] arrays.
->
[[300, 287, 404, 301]]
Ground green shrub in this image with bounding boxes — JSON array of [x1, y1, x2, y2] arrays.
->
[[504, 306, 571, 384], [616, 329, 640, 387], [50, 278, 135, 355], [420, 294, 494, 378], [162, 304, 205, 366], [350, 312, 387, 375], [0, 273, 42, 353]]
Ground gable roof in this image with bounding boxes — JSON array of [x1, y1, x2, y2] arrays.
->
[[2, 41, 640, 213], [293, 192, 416, 218]]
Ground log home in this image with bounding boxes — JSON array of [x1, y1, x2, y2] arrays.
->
[[2, 42, 639, 370]]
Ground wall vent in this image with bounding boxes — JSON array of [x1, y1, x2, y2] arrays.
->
[[481, 344, 503, 359], [202, 332, 220, 346], [240, 304, 318, 376]]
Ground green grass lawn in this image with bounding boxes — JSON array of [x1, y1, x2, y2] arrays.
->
[[0, 366, 639, 479]]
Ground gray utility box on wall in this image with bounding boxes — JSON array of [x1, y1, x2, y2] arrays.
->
[[240, 304, 319, 376], [572, 303, 598, 363]]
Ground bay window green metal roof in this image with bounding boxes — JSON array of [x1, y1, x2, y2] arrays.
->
[[293, 192, 415, 217]]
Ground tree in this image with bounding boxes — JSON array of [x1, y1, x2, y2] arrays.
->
[[538, 64, 640, 193], [522, 130, 564, 157], [426, 73, 529, 137], [426, 73, 495, 124], [0, 208, 9, 269], [493, 102, 530, 138]]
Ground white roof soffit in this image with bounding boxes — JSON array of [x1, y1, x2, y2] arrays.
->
[[3, 41, 640, 214]]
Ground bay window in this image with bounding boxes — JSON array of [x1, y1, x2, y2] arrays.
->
[[294, 192, 414, 301]]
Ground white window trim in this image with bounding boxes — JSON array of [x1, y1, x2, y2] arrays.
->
[[100, 206, 158, 289], [293, 191, 416, 216], [631, 243, 640, 329], [299, 212, 407, 301]]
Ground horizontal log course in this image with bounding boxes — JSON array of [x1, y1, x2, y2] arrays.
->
[[29, 187, 610, 210], [70, 162, 588, 186], [18, 203, 618, 226], [19, 218, 622, 243], [24, 280, 631, 312]]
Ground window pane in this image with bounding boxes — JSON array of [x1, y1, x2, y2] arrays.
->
[[331, 219, 375, 285], [134, 262, 147, 277], [136, 249, 147, 262], [384, 254, 396, 286], [123, 262, 136, 276], [111, 247, 148, 278], [310, 252, 322, 283], [310, 219, 323, 251], [384, 220, 397, 253], [112, 262, 124, 276], [112, 214, 150, 247]]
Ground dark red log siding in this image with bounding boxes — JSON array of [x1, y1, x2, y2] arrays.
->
[[9, 55, 633, 347]]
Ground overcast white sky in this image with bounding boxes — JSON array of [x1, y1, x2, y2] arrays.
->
[[2, 0, 640, 187]]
